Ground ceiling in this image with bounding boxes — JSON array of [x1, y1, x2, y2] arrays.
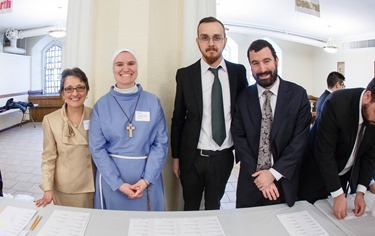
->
[[0, 0, 68, 35], [217, 0, 375, 47], [1, 0, 374, 48]]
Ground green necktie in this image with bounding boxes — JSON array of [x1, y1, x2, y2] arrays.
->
[[209, 67, 226, 146]]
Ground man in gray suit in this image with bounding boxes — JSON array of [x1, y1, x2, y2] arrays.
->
[[232, 39, 311, 208]]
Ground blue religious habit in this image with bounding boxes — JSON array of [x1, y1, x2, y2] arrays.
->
[[89, 84, 168, 211]]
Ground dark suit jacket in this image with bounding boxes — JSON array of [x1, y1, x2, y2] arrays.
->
[[299, 88, 375, 200], [232, 78, 311, 207], [316, 89, 330, 117], [171, 59, 248, 173]]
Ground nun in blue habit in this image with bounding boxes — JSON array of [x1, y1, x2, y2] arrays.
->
[[89, 48, 168, 211]]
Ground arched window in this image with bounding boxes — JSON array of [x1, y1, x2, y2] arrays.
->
[[43, 44, 62, 94], [223, 36, 238, 63], [248, 38, 283, 85]]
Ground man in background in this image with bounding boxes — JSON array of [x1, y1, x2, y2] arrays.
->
[[316, 71, 345, 117], [171, 16, 248, 210], [232, 39, 311, 208]]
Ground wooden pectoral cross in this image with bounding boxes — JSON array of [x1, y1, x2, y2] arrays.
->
[[126, 123, 135, 138]]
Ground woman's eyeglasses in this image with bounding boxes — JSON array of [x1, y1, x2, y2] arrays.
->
[[64, 86, 86, 93]]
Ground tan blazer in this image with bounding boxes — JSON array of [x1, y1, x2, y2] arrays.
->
[[41, 104, 95, 194]]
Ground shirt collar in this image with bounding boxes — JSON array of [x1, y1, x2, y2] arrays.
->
[[200, 58, 227, 74], [257, 76, 280, 98]]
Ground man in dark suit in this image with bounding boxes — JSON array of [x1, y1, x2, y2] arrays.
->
[[171, 16, 248, 210], [232, 39, 311, 208], [299, 78, 375, 219], [315, 71, 345, 117]]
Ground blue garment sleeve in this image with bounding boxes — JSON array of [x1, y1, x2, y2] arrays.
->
[[89, 103, 124, 191]]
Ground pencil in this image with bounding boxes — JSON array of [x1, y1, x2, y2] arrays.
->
[[30, 215, 42, 231]]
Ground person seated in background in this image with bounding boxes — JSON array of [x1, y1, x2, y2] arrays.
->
[[0, 170, 3, 197], [315, 71, 345, 117]]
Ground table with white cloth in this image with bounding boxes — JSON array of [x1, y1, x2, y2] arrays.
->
[[0, 197, 346, 236], [314, 191, 375, 236]]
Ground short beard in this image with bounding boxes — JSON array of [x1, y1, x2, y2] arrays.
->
[[199, 45, 221, 65], [204, 54, 221, 65], [254, 68, 278, 88]]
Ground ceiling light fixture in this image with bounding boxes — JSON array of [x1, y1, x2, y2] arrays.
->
[[323, 37, 338, 53], [48, 20, 66, 38], [48, 2, 66, 38]]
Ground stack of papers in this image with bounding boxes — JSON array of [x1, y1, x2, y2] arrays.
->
[[327, 195, 370, 220], [277, 211, 328, 236], [37, 210, 90, 236], [0, 206, 37, 236], [128, 216, 225, 236]]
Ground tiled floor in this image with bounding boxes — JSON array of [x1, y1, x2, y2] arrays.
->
[[0, 122, 239, 209], [0, 122, 43, 200]]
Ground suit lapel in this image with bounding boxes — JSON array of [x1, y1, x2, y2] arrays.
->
[[225, 61, 237, 115], [190, 60, 203, 119], [247, 85, 262, 134], [271, 79, 288, 142]]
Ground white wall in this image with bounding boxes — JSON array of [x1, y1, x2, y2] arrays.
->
[[228, 32, 375, 97], [0, 53, 30, 130]]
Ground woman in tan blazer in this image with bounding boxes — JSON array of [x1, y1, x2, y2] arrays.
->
[[35, 67, 95, 208]]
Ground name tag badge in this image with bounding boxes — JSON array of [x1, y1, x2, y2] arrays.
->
[[83, 120, 90, 130], [135, 111, 150, 122]]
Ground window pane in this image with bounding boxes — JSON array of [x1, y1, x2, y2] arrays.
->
[[44, 45, 62, 94]]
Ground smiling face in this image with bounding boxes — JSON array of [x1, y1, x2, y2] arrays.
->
[[248, 47, 279, 89], [61, 76, 87, 109], [113, 51, 138, 89], [196, 22, 227, 67]]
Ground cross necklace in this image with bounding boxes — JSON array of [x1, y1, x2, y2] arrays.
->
[[113, 94, 141, 138]]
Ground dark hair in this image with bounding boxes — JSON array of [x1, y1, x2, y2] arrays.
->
[[247, 39, 278, 61], [197, 16, 226, 38], [327, 71, 345, 88], [59, 67, 90, 94], [366, 77, 375, 102]]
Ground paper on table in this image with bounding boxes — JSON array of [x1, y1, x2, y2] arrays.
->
[[327, 195, 369, 220], [277, 211, 329, 236], [128, 216, 225, 236], [0, 205, 37, 236], [37, 209, 90, 236]]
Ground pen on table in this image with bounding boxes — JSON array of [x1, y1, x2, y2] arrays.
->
[[30, 215, 42, 231]]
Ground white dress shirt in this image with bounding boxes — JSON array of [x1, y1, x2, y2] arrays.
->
[[197, 58, 233, 151]]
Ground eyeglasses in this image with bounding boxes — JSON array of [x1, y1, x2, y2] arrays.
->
[[64, 86, 86, 93], [198, 35, 224, 42], [340, 82, 346, 89]]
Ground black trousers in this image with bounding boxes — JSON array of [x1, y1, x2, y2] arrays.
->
[[180, 148, 234, 210]]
